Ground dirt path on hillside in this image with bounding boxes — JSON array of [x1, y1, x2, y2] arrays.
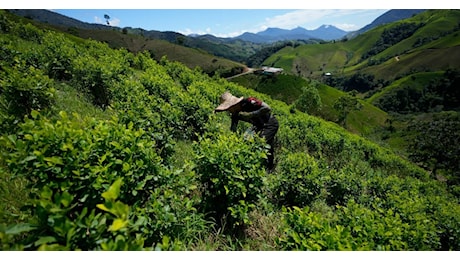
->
[[225, 68, 255, 80]]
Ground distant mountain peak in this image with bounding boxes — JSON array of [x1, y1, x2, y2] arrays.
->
[[235, 24, 347, 43]]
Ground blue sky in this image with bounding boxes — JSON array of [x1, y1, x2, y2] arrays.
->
[[4, 1, 460, 38]]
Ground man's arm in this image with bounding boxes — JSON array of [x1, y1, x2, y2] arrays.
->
[[239, 102, 271, 120], [230, 113, 239, 132], [250, 102, 271, 117]]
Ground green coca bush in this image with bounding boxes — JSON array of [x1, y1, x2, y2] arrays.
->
[[193, 133, 268, 232]]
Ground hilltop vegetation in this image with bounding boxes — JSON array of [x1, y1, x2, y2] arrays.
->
[[1, 10, 460, 251]]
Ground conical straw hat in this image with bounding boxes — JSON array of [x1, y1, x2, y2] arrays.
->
[[215, 91, 244, 111]]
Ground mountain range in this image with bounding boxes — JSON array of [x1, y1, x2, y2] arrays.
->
[[228, 25, 347, 43]]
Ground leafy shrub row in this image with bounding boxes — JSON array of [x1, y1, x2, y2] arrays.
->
[[0, 111, 206, 250], [0, 63, 55, 132], [275, 163, 460, 250]]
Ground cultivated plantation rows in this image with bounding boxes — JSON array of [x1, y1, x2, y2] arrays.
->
[[1, 11, 460, 250]]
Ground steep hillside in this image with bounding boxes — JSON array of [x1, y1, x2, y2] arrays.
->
[[315, 84, 390, 136], [70, 27, 247, 77], [4, 9, 247, 77], [1, 9, 460, 251], [348, 9, 426, 38], [229, 73, 305, 104], [7, 9, 110, 30]]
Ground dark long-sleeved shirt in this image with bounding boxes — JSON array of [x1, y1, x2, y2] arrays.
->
[[230, 97, 272, 132]]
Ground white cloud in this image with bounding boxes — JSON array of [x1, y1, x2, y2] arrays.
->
[[178, 28, 195, 35], [334, 23, 358, 31], [180, 27, 248, 38], [215, 30, 248, 38], [257, 9, 384, 31], [109, 18, 120, 27], [94, 16, 103, 24], [179, 28, 212, 36], [263, 10, 335, 29]]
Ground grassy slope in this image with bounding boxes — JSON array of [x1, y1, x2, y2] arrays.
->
[[316, 84, 389, 136], [229, 74, 305, 105], [264, 43, 352, 78], [359, 44, 460, 81]]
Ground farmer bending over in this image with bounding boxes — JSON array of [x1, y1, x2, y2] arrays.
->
[[215, 91, 279, 171]]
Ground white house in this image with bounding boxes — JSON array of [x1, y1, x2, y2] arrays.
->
[[261, 66, 283, 75]]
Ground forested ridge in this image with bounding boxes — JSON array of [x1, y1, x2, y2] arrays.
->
[[1, 10, 460, 251]]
